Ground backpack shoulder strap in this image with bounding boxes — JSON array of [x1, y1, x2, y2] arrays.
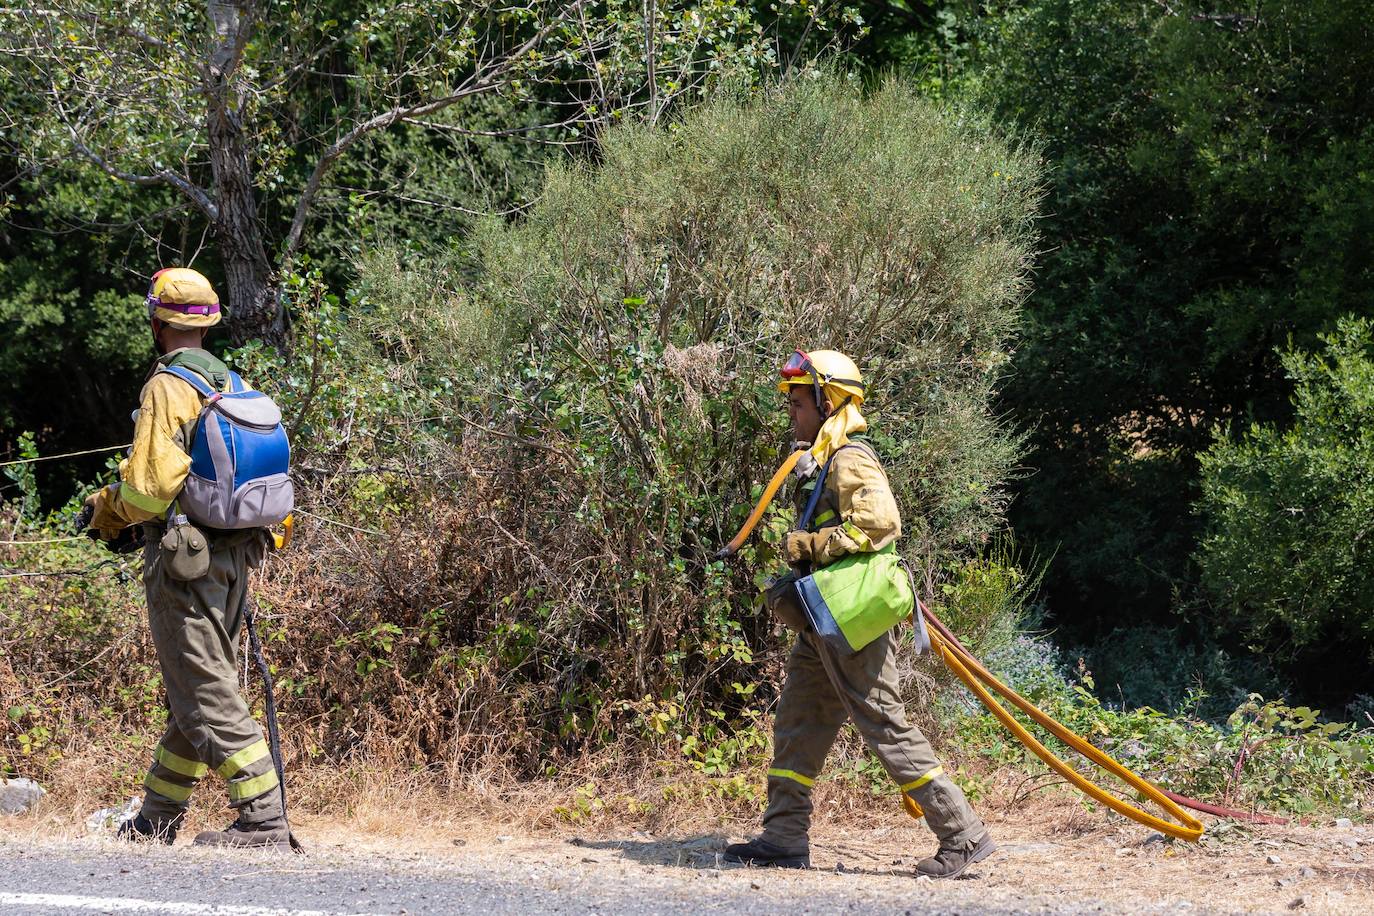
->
[[843, 436, 880, 461], [797, 444, 861, 530], [227, 371, 247, 393], [158, 364, 216, 398]]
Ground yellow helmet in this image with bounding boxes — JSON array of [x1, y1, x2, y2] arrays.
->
[[146, 267, 222, 330], [777, 348, 866, 408]]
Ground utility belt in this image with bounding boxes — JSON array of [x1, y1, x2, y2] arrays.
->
[[142, 519, 262, 541]]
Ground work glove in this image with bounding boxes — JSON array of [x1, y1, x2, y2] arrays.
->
[[792, 449, 818, 480], [78, 493, 115, 543], [73, 503, 95, 537], [79, 488, 143, 553], [783, 530, 819, 566], [104, 525, 146, 555]]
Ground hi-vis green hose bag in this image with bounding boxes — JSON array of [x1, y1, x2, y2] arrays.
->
[[794, 545, 923, 655], [790, 443, 930, 656]]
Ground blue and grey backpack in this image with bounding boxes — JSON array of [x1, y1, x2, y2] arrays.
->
[[159, 366, 294, 530]]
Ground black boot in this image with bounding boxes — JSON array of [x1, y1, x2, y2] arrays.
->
[[722, 837, 810, 869], [115, 813, 182, 845], [192, 815, 291, 849], [915, 832, 997, 879]]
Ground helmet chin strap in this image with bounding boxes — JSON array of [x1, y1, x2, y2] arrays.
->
[[816, 392, 852, 425]]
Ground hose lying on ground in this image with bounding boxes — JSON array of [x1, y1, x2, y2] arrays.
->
[[918, 600, 1204, 841]]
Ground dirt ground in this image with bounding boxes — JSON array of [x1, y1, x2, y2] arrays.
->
[[305, 810, 1373, 914], [8, 786, 1369, 915]]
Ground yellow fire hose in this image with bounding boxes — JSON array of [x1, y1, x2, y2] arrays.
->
[[718, 458, 1205, 843], [716, 450, 803, 559], [917, 602, 1203, 841], [272, 513, 294, 551]]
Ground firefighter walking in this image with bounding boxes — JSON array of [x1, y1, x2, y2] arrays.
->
[[81, 268, 292, 849], [724, 349, 996, 878]]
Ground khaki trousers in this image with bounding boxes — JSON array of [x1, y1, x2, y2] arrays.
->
[[761, 573, 984, 850], [137, 527, 282, 824]]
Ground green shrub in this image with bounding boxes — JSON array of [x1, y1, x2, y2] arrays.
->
[[440, 71, 1040, 757], [1197, 317, 1374, 681], [1075, 625, 1285, 721]]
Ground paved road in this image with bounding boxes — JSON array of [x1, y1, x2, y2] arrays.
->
[[7, 815, 1368, 913], [0, 836, 1085, 916]]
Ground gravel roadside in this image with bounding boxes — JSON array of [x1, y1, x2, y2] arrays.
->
[[1, 814, 1370, 914]]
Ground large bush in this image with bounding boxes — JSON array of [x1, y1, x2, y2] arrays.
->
[[387, 72, 1042, 760], [2, 75, 1040, 791], [479, 72, 1040, 575], [1197, 318, 1374, 697]]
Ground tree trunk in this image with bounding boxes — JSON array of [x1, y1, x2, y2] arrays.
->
[[205, 0, 284, 349]]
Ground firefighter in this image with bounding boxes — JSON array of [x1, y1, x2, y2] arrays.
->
[[82, 268, 287, 848], [724, 349, 995, 878]]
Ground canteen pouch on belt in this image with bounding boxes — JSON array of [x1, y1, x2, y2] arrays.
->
[[160, 514, 210, 581]]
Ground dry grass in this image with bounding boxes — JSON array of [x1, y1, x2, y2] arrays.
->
[[9, 734, 1135, 845]]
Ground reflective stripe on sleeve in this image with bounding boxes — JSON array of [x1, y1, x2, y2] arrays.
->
[[119, 483, 172, 515], [841, 520, 874, 551], [766, 767, 816, 788], [900, 765, 944, 793], [216, 738, 270, 778], [144, 773, 193, 803], [227, 768, 279, 803], [155, 744, 208, 779]]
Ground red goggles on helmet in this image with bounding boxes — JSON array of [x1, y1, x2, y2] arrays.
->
[[780, 349, 813, 380]]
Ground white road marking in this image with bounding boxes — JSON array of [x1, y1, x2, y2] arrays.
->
[[0, 892, 380, 916]]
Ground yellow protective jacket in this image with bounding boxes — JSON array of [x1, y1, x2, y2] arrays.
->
[[87, 349, 225, 536], [791, 440, 902, 568]]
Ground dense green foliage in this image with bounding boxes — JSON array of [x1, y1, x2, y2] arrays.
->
[[1198, 320, 1374, 699], [970, 0, 1374, 708]]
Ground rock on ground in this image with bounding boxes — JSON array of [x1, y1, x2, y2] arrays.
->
[[0, 779, 45, 816]]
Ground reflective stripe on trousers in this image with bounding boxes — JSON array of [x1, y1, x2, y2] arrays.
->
[[760, 627, 984, 849]]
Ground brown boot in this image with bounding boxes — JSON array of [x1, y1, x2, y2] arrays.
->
[[915, 832, 997, 879], [192, 816, 291, 849]]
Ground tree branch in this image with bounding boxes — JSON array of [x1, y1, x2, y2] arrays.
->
[[400, 113, 585, 141], [55, 92, 219, 222], [4, 7, 169, 51], [71, 136, 220, 222], [282, 1, 584, 261]]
